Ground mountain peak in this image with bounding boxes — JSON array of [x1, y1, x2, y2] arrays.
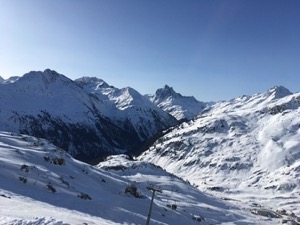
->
[[163, 84, 174, 91], [155, 85, 181, 100], [267, 85, 292, 99], [149, 85, 206, 121], [0, 75, 4, 83], [16, 69, 73, 89], [21, 69, 62, 81], [43, 68, 59, 75]]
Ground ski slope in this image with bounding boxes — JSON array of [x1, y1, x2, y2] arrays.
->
[[0, 132, 285, 224]]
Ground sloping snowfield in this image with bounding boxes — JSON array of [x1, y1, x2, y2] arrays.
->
[[139, 87, 300, 224], [0, 131, 288, 225]]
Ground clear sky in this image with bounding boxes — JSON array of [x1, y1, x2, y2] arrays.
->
[[1, 0, 299, 101]]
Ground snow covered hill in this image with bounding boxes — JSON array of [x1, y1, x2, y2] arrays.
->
[[0, 69, 177, 162], [0, 131, 277, 225], [148, 85, 207, 121], [139, 86, 300, 222]]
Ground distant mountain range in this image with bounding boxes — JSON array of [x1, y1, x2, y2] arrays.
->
[[1, 69, 300, 223], [0, 69, 206, 162]]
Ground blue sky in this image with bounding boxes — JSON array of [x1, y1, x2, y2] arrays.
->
[[1, 0, 299, 101]]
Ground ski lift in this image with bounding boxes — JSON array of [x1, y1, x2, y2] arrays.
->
[[166, 200, 177, 210], [146, 184, 162, 193], [146, 184, 163, 225]]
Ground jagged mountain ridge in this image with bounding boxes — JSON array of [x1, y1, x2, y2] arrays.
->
[[139, 85, 300, 217], [148, 85, 207, 121], [0, 69, 178, 161], [75, 77, 178, 141]]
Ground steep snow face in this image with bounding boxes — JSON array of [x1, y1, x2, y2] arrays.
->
[[149, 85, 207, 121], [139, 86, 300, 218], [104, 86, 152, 110], [0, 69, 96, 121], [267, 85, 293, 99], [76, 76, 111, 90], [76, 77, 158, 111], [0, 132, 272, 225], [75, 78, 178, 141]]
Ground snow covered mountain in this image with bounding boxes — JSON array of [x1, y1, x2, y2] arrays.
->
[[139, 86, 300, 221], [75, 77, 178, 141], [148, 85, 207, 121], [0, 131, 276, 224], [2, 69, 300, 224], [0, 69, 177, 162]]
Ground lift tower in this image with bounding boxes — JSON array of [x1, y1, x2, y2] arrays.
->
[[146, 184, 162, 225]]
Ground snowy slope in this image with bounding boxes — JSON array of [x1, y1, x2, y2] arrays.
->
[[75, 77, 178, 141], [0, 69, 97, 121], [148, 85, 207, 121], [0, 132, 276, 225], [139, 86, 300, 222]]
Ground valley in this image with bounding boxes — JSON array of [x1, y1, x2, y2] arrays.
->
[[1, 70, 300, 224]]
